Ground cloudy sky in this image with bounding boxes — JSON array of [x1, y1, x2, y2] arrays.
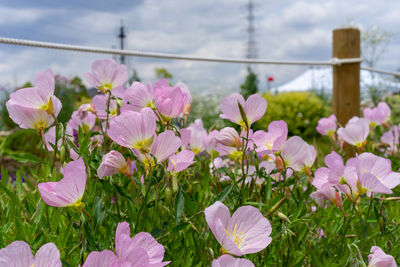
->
[[0, 0, 399, 94]]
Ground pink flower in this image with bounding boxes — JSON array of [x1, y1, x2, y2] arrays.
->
[[205, 130, 220, 157], [204, 201, 272, 256], [324, 151, 345, 185], [281, 136, 316, 172], [68, 110, 97, 133], [38, 158, 86, 207], [149, 130, 181, 163], [337, 117, 369, 148], [98, 151, 133, 178], [368, 246, 396, 267], [0, 241, 61, 267], [6, 69, 62, 130], [84, 59, 128, 93], [83, 222, 170, 267], [183, 119, 208, 154], [316, 114, 337, 136], [108, 108, 156, 152], [220, 93, 267, 128], [364, 102, 391, 127], [216, 127, 241, 148], [354, 153, 400, 190], [310, 183, 342, 207], [253, 120, 288, 155], [175, 81, 192, 116], [92, 94, 118, 120], [168, 150, 195, 173], [155, 86, 185, 120], [212, 255, 254, 267], [381, 126, 399, 152], [124, 81, 155, 112]]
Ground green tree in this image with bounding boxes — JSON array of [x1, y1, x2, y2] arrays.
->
[[240, 67, 258, 99], [155, 68, 173, 80], [128, 68, 141, 84]]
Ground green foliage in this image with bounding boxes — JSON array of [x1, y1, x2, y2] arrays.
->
[[255, 91, 331, 140], [384, 94, 400, 124], [188, 94, 227, 129], [155, 68, 173, 80], [240, 67, 258, 99]]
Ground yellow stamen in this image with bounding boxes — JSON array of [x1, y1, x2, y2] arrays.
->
[[224, 224, 247, 249]]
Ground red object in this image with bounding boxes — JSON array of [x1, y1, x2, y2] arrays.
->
[[267, 76, 274, 82]]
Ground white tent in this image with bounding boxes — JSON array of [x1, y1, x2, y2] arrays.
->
[[275, 68, 400, 95]]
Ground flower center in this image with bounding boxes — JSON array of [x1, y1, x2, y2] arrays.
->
[[39, 97, 55, 115], [98, 83, 113, 92], [224, 224, 247, 248]]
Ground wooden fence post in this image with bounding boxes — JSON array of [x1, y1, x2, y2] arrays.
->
[[332, 28, 361, 125]]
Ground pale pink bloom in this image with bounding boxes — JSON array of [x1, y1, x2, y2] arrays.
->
[[310, 183, 342, 207], [368, 246, 396, 267], [324, 151, 345, 185], [205, 130, 220, 156], [381, 126, 399, 152], [175, 81, 192, 116], [204, 201, 272, 256], [155, 86, 185, 119], [220, 93, 267, 128], [216, 127, 241, 148], [6, 70, 62, 130], [312, 167, 331, 189], [212, 255, 254, 267], [38, 158, 86, 207], [185, 119, 208, 154], [339, 166, 392, 196], [168, 150, 195, 172], [253, 120, 288, 155], [84, 222, 170, 267], [44, 126, 57, 151], [354, 153, 400, 190], [180, 128, 191, 149], [364, 102, 391, 126], [337, 117, 369, 147], [77, 103, 95, 120], [124, 81, 155, 112], [98, 151, 132, 178], [68, 110, 97, 132], [244, 166, 265, 185], [0, 241, 61, 267], [84, 59, 128, 93], [149, 130, 181, 163], [316, 114, 337, 136], [210, 157, 229, 170], [281, 136, 315, 171], [92, 94, 118, 119], [108, 108, 156, 151]]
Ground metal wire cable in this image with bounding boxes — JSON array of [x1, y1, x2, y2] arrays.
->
[[361, 66, 400, 77], [0, 37, 363, 66]]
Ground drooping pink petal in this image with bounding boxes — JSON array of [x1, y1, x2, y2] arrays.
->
[[6, 102, 55, 130], [220, 93, 245, 125], [316, 114, 337, 136], [124, 81, 155, 111]]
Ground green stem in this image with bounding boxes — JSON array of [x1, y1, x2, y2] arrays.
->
[[135, 182, 151, 230]]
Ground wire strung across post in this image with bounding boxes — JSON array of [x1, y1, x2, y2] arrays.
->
[[0, 36, 399, 77]]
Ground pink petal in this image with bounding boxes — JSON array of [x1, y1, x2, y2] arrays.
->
[[244, 94, 267, 125], [150, 130, 181, 162], [34, 242, 62, 267], [0, 241, 33, 266], [212, 254, 254, 267], [83, 250, 118, 267]]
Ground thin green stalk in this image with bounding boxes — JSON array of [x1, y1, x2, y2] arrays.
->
[[135, 181, 152, 230]]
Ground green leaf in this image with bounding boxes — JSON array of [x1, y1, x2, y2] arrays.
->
[[8, 152, 41, 163], [16, 171, 23, 200], [175, 186, 185, 224], [212, 184, 233, 204]]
